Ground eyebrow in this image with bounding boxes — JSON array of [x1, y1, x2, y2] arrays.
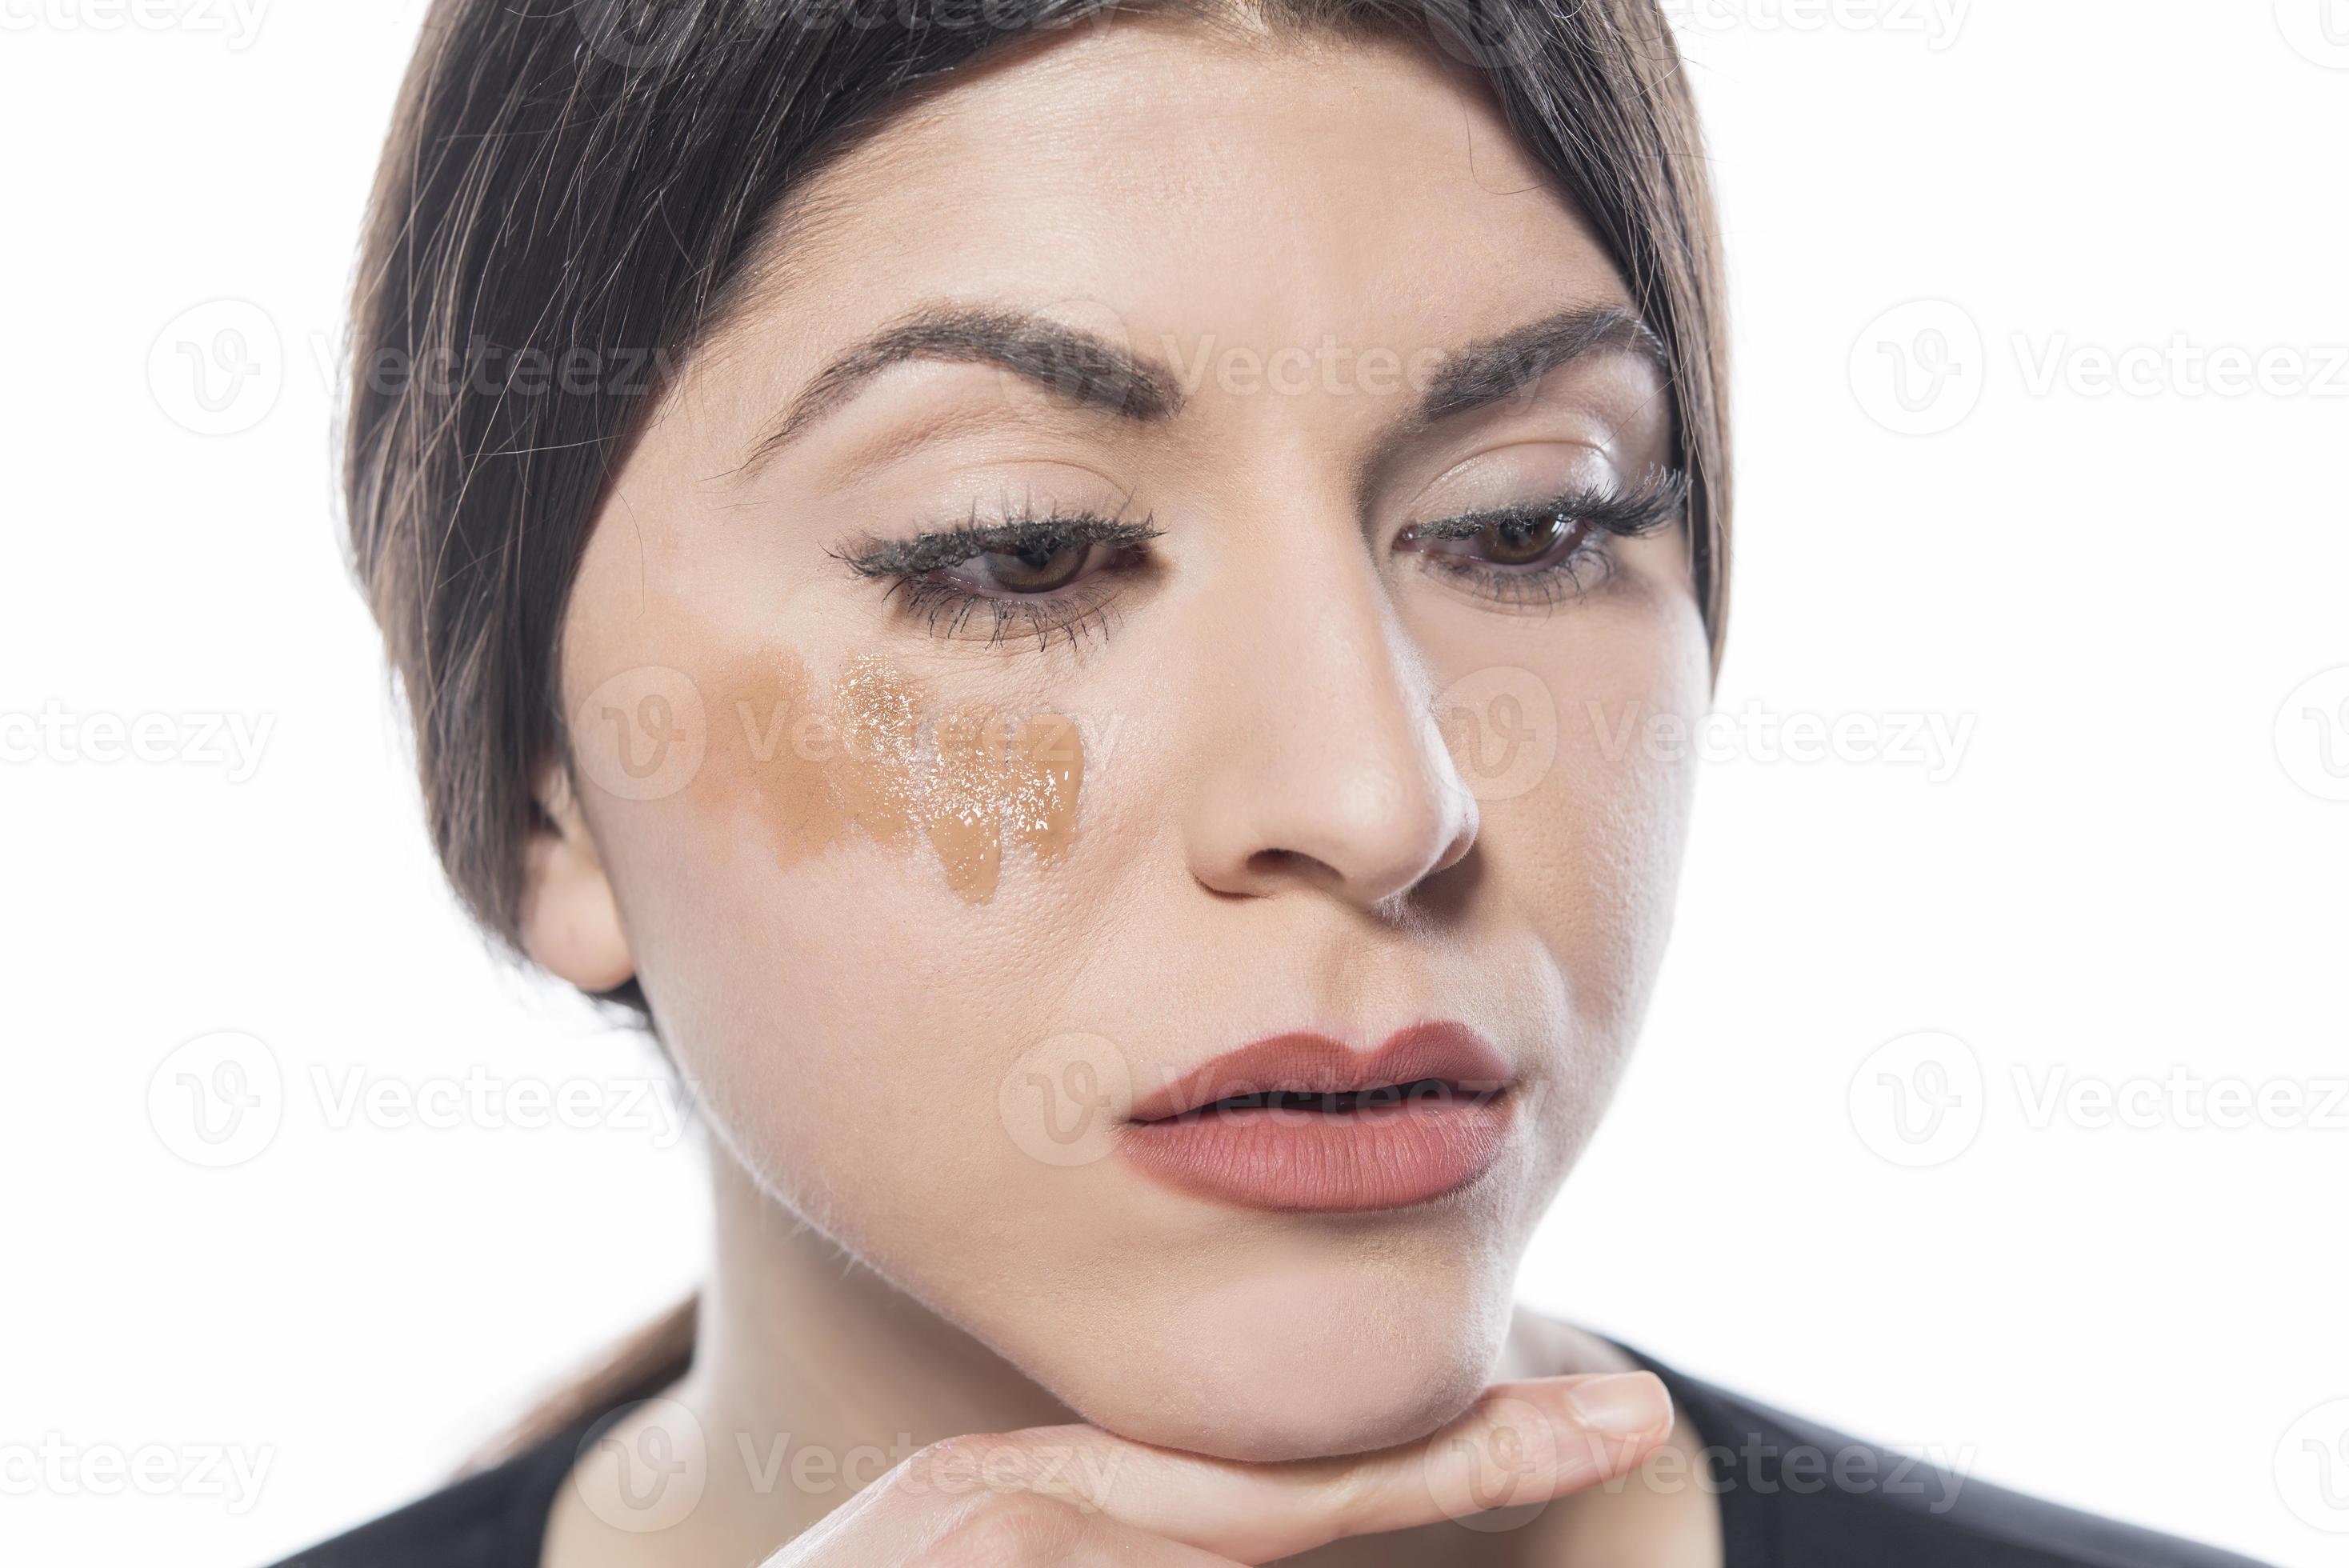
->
[[734, 300, 1669, 478], [737, 305, 1184, 477], [1416, 304, 1671, 424]]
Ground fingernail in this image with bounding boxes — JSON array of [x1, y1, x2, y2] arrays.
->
[[1563, 1372, 1670, 1437]]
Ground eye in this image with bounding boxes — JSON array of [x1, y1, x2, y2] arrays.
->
[[1394, 470, 1690, 610], [965, 533, 1094, 595], [1432, 510, 1586, 570], [831, 508, 1163, 650]]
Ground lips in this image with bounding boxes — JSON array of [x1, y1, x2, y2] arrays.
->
[[1118, 1021, 1515, 1212]]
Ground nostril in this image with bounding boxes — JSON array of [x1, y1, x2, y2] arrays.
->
[[1243, 847, 1344, 888]]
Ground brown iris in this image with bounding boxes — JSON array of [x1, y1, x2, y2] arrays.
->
[[977, 534, 1089, 593], [1483, 512, 1574, 566]]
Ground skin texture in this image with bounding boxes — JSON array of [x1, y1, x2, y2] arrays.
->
[[527, 16, 1717, 1566]]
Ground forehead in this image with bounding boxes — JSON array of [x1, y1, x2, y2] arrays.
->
[[719, 18, 1630, 362]]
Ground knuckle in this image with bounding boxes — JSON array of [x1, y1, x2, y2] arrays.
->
[[914, 1491, 1088, 1566]]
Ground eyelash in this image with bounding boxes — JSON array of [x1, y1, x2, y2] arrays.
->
[[834, 469, 1688, 650], [1394, 467, 1691, 610], [831, 502, 1162, 651]]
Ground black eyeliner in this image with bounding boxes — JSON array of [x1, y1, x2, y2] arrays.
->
[[833, 506, 1162, 579], [1404, 466, 1690, 545]]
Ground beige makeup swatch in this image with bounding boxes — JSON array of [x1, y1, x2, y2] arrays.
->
[[718, 650, 1083, 902]]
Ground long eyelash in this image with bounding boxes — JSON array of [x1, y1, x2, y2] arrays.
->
[[1405, 466, 1689, 610], [1407, 466, 1691, 545], [830, 501, 1162, 651], [830, 502, 1162, 578]]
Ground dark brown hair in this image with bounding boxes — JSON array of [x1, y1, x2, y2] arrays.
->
[[348, 0, 1729, 1462]]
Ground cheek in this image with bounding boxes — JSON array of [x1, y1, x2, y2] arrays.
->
[[1443, 592, 1709, 1037], [569, 636, 1124, 1247]]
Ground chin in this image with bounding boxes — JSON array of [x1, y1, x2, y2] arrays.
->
[[1058, 1242, 1514, 1462]]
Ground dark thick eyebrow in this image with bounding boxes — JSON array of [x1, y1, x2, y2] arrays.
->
[[1415, 304, 1672, 425], [737, 304, 1185, 477], [733, 300, 1668, 479]]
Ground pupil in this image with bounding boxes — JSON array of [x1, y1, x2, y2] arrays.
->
[[1491, 514, 1560, 563]]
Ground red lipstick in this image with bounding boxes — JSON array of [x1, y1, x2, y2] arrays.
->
[[1118, 1022, 1514, 1212]]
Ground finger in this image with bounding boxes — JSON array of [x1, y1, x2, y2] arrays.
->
[[766, 1482, 1245, 1567], [882, 1370, 1672, 1565], [907, 1492, 1247, 1566]]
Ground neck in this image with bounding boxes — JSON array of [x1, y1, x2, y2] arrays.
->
[[668, 1152, 1082, 1552]]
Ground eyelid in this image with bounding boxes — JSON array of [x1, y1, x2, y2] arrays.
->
[[831, 506, 1162, 580], [831, 502, 1162, 651], [1398, 466, 1690, 547]]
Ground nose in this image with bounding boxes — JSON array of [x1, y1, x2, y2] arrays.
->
[[1183, 541, 1479, 910]]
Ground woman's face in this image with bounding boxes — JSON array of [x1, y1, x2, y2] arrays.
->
[[546, 19, 1708, 1461]]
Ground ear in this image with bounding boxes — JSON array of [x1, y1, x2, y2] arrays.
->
[[518, 759, 637, 994]]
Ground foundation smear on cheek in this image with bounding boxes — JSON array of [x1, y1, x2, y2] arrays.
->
[[718, 650, 1083, 902]]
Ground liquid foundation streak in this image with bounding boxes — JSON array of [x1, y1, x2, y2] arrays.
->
[[723, 650, 1084, 902]]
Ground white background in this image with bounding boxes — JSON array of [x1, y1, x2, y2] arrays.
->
[[2, 2, 2344, 1564]]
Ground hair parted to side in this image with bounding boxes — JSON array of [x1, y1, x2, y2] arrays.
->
[[348, 0, 1727, 1462]]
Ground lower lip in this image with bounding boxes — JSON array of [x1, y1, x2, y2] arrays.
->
[[1118, 1082, 1513, 1213]]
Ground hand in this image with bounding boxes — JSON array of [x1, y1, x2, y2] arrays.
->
[[758, 1370, 1673, 1565]]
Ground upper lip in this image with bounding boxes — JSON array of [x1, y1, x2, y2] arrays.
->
[[1126, 1021, 1514, 1123]]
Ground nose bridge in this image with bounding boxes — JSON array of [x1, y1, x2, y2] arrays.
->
[[1184, 510, 1477, 906]]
